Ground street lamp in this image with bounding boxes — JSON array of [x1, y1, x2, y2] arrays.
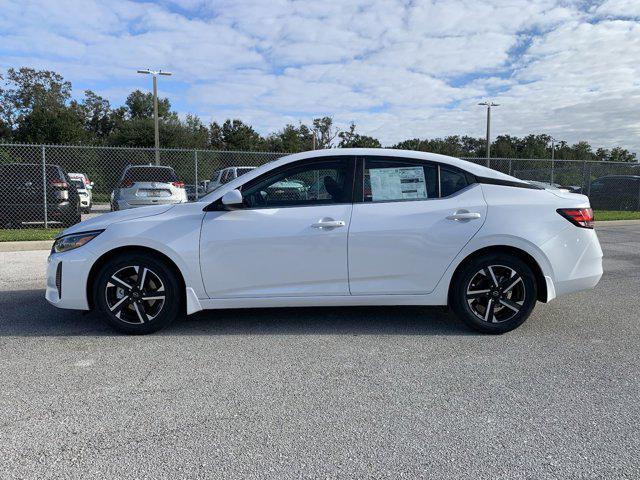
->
[[549, 136, 557, 184], [478, 101, 499, 166], [137, 69, 172, 165]]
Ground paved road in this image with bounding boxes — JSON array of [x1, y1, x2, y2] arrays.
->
[[0, 225, 638, 479]]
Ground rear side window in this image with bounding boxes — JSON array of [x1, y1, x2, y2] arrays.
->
[[440, 168, 470, 197], [362, 158, 438, 202], [123, 167, 178, 183]]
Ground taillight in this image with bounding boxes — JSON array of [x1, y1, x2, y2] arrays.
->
[[557, 208, 594, 229], [172, 181, 185, 188], [49, 180, 68, 188], [120, 180, 134, 188]]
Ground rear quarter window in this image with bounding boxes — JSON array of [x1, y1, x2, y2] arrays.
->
[[440, 168, 470, 197]]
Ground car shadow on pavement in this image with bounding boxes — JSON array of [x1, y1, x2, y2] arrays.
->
[[0, 289, 473, 337]]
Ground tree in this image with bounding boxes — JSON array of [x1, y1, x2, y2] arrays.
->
[[338, 123, 381, 148], [608, 147, 636, 162], [208, 119, 266, 151], [0, 67, 83, 143], [71, 90, 114, 141], [125, 90, 172, 120], [312, 117, 338, 149], [267, 123, 314, 152]]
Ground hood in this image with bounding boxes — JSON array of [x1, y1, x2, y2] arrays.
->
[[59, 205, 175, 237]]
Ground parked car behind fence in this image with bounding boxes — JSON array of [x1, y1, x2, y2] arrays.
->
[[0, 163, 81, 227], [588, 175, 640, 211], [110, 165, 188, 211]]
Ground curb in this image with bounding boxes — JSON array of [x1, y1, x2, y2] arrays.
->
[[595, 219, 640, 227], [0, 240, 53, 252]]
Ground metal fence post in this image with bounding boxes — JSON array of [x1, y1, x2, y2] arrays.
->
[[41, 145, 48, 228], [508, 159, 513, 176], [581, 161, 587, 193], [586, 162, 592, 196], [550, 159, 555, 185], [194, 150, 199, 200]]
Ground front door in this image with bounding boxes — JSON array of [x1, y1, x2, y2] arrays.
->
[[200, 157, 355, 298]]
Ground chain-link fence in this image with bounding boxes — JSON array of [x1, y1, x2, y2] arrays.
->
[[0, 143, 638, 230]]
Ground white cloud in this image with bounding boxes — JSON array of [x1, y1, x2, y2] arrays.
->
[[0, 0, 639, 152]]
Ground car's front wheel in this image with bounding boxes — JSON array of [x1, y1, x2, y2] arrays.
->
[[94, 252, 182, 334], [450, 253, 537, 334]]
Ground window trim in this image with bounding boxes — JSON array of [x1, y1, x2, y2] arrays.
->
[[205, 156, 357, 211]]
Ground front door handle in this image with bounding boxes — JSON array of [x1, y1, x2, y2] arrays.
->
[[311, 219, 346, 229], [447, 211, 482, 221]]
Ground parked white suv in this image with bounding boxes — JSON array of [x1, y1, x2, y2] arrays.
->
[[110, 165, 187, 211], [69, 177, 92, 213], [68, 172, 93, 212], [207, 166, 255, 192]]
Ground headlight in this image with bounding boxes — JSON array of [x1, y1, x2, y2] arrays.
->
[[52, 230, 103, 254]]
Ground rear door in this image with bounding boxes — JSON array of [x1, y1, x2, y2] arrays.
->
[[348, 156, 487, 295]]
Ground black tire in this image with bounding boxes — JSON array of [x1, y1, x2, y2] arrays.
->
[[450, 253, 537, 334], [93, 252, 183, 334]]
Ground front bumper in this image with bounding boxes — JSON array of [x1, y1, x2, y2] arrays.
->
[[46, 250, 92, 310]]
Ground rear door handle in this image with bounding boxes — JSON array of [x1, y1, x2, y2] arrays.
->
[[311, 219, 346, 229], [447, 211, 482, 221]]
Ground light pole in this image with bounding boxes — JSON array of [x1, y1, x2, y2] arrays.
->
[[550, 136, 556, 184], [478, 101, 499, 166], [137, 69, 172, 165]]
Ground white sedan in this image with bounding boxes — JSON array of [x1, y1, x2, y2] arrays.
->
[[46, 149, 603, 334]]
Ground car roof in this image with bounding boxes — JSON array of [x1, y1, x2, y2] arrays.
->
[[200, 148, 523, 201], [256, 148, 519, 180]]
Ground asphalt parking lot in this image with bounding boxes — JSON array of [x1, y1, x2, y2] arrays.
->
[[0, 224, 638, 479]]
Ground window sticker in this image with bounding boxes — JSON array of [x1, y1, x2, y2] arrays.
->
[[369, 166, 428, 201]]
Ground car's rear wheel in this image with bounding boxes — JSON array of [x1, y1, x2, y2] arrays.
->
[[450, 253, 537, 334], [94, 253, 182, 334]]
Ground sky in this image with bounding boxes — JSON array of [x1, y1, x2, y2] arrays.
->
[[0, 0, 639, 151]]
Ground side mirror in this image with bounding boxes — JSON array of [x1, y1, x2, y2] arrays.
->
[[221, 189, 243, 206]]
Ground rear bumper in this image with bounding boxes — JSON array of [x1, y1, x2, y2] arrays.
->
[[541, 226, 603, 299], [114, 198, 186, 210]]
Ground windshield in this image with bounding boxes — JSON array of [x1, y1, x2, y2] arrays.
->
[[70, 179, 84, 189]]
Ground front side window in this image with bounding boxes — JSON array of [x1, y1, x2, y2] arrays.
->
[[241, 158, 353, 208], [362, 158, 438, 202]]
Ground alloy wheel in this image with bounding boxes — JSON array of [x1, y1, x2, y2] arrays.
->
[[466, 265, 526, 324], [105, 265, 166, 324]]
